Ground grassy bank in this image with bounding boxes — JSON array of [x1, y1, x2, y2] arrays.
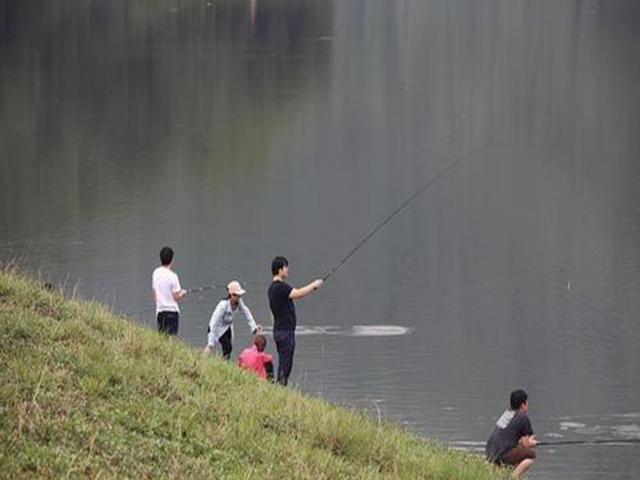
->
[[0, 269, 505, 479]]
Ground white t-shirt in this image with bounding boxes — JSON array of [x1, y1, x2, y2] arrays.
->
[[152, 266, 182, 314]]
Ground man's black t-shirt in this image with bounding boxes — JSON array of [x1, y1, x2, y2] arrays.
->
[[485, 410, 534, 462], [268, 280, 296, 331]]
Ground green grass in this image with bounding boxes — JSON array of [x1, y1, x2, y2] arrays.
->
[[0, 268, 506, 479]]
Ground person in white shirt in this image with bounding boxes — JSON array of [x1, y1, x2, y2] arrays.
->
[[151, 246, 187, 335], [203, 280, 262, 359]]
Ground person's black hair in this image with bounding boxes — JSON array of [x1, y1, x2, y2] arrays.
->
[[271, 256, 288, 275], [160, 246, 174, 266], [510, 389, 528, 410]]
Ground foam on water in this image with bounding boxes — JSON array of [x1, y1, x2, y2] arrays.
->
[[349, 325, 411, 336], [612, 424, 640, 439], [557, 412, 640, 420], [295, 326, 345, 336], [575, 425, 607, 435], [262, 325, 411, 337], [617, 413, 640, 419], [551, 417, 640, 448], [560, 422, 587, 430]]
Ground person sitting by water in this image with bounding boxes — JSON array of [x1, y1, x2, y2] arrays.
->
[[203, 280, 261, 359], [238, 334, 274, 381], [486, 389, 538, 479]]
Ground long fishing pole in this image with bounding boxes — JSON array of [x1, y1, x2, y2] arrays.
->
[[322, 145, 492, 282], [125, 284, 226, 315], [125, 284, 229, 316], [538, 439, 640, 447], [185, 280, 263, 295], [127, 280, 262, 315], [186, 284, 225, 295]]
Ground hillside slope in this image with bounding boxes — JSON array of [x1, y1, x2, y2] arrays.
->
[[0, 269, 504, 479]]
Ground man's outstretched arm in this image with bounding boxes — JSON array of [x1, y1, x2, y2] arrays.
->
[[289, 279, 323, 300]]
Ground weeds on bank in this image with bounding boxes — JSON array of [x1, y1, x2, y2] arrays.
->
[[0, 268, 506, 479]]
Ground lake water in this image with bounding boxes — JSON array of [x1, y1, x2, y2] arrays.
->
[[1, 1, 639, 478]]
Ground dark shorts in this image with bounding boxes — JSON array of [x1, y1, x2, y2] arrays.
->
[[500, 446, 536, 466], [157, 311, 179, 335]]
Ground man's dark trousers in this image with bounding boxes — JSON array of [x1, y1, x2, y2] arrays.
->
[[274, 329, 295, 386], [157, 311, 179, 335]]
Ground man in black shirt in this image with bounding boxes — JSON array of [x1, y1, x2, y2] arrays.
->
[[486, 389, 538, 479], [268, 256, 323, 385]]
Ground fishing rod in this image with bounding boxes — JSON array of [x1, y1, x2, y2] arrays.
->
[[538, 439, 640, 447], [185, 280, 263, 295], [124, 284, 226, 315], [126, 280, 263, 316], [185, 284, 225, 295], [132, 145, 490, 311], [124, 287, 223, 316], [322, 144, 492, 282]]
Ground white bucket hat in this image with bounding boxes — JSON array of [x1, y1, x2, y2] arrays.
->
[[227, 280, 246, 296]]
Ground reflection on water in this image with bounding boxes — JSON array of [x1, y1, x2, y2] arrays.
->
[[2, 1, 640, 479]]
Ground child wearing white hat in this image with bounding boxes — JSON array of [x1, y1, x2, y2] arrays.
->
[[203, 280, 262, 359]]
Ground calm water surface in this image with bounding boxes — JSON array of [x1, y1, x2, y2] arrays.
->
[[2, 1, 640, 478]]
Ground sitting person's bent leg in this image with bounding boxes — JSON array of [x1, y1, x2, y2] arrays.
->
[[513, 458, 534, 479], [500, 447, 536, 478]]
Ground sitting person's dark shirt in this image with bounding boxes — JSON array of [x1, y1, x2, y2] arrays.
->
[[486, 409, 534, 463]]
